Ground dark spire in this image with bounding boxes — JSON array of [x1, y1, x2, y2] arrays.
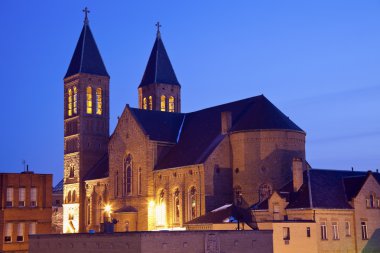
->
[[64, 8, 109, 79], [138, 23, 180, 88]]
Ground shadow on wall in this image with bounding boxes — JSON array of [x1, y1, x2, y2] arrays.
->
[[362, 229, 380, 253]]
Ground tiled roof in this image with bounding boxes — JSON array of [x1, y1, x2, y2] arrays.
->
[[138, 31, 180, 87], [253, 169, 379, 211], [65, 21, 109, 78], [53, 179, 64, 193], [153, 95, 304, 170], [83, 154, 109, 181], [129, 107, 185, 143]]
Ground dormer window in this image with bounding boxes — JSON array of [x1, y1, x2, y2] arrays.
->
[[366, 193, 378, 208]]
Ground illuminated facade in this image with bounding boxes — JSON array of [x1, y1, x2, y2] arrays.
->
[[63, 13, 306, 233]]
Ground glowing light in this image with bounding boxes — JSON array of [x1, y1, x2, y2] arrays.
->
[[104, 204, 112, 213], [149, 201, 155, 208]]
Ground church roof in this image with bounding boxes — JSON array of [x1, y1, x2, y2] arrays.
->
[[83, 154, 109, 181], [252, 169, 380, 211], [138, 31, 180, 88], [152, 95, 303, 170], [64, 19, 109, 78]]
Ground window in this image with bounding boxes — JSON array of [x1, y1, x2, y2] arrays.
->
[[173, 188, 180, 223], [19, 187, 25, 207], [361, 221, 368, 240], [137, 168, 142, 195], [69, 166, 75, 178], [72, 190, 76, 202], [6, 187, 13, 207], [17, 223, 24, 242], [283, 227, 290, 240], [234, 186, 242, 206], [345, 221, 351, 237], [29, 222, 36, 235], [259, 184, 272, 201], [143, 97, 147, 110], [4, 223, 12, 242], [123, 154, 132, 196], [160, 95, 166, 111], [332, 222, 339, 240], [157, 190, 166, 226], [87, 198, 91, 225], [73, 86, 77, 114], [114, 171, 119, 197], [321, 221, 327, 240], [189, 187, 197, 220], [86, 86, 92, 114], [67, 191, 72, 203], [68, 88, 73, 116], [273, 204, 280, 213], [168, 96, 175, 112], [149, 96, 153, 110], [307, 227, 311, 237], [127, 167, 132, 195], [30, 187, 37, 207], [96, 88, 102, 115]]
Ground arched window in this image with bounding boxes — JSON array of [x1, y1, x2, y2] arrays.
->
[[160, 95, 166, 112], [123, 154, 132, 196], [370, 194, 375, 208], [143, 97, 147, 110], [69, 166, 74, 178], [67, 191, 72, 203], [115, 171, 119, 197], [173, 188, 180, 223], [157, 190, 166, 226], [169, 96, 175, 112], [189, 187, 197, 220], [149, 96, 153, 110], [137, 168, 142, 195], [73, 86, 78, 115], [68, 88, 73, 116], [87, 198, 91, 225], [72, 190, 76, 202], [96, 88, 102, 115], [86, 86, 93, 114]]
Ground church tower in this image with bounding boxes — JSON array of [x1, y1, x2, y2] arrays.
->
[[63, 8, 110, 233], [138, 23, 181, 112]]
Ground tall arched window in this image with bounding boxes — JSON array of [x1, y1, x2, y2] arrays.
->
[[72, 190, 76, 202], [87, 198, 91, 225], [143, 97, 147, 110], [148, 96, 153, 110], [68, 88, 73, 116], [67, 191, 72, 203], [160, 95, 166, 111], [86, 86, 93, 114], [96, 88, 102, 115], [73, 86, 78, 115], [137, 168, 142, 195], [169, 96, 175, 112], [157, 190, 166, 226], [173, 188, 180, 223], [123, 154, 132, 196], [189, 187, 197, 220], [114, 171, 119, 197]]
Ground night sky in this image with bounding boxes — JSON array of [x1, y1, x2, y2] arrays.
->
[[1, 1, 379, 185]]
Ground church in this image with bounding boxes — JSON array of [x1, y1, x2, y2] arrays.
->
[[62, 11, 307, 233]]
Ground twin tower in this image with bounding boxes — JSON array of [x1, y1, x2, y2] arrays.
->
[[63, 12, 180, 232]]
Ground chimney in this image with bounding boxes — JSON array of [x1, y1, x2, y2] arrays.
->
[[221, 111, 232, 134], [292, 158, 304, 192]]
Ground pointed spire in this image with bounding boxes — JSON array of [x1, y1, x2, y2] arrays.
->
[[138, 23, 180, 88], [64, 8, 109, 79]]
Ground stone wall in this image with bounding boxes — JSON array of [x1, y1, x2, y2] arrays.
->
[[29, 230, 273, 253]]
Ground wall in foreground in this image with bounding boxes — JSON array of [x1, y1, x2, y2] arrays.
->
[[29, 230, 273, 253]]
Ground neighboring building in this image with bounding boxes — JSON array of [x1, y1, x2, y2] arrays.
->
[[251, 165, 380, 253], [63, 13, 305, 233], [0, 172, 52, 252], [52, 179, 63, 233], [29, 230, 273, 253]]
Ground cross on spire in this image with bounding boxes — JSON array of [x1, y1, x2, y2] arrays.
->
[[155, 21, 162, 37], [83, 7, 90, 24]]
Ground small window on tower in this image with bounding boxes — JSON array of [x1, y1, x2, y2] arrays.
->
[[96, 88, 102, 115], [73, 86, 78, 115], [161, 95, 166, 112], [68, 88, 73, 116], [86, 86, 93, 114], [149, 96, 153, 110], [169, 96, 175, 112], [143, 97, 147, 110]]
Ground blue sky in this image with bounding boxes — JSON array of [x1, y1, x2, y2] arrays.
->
[[0, 1, 379, 185]]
